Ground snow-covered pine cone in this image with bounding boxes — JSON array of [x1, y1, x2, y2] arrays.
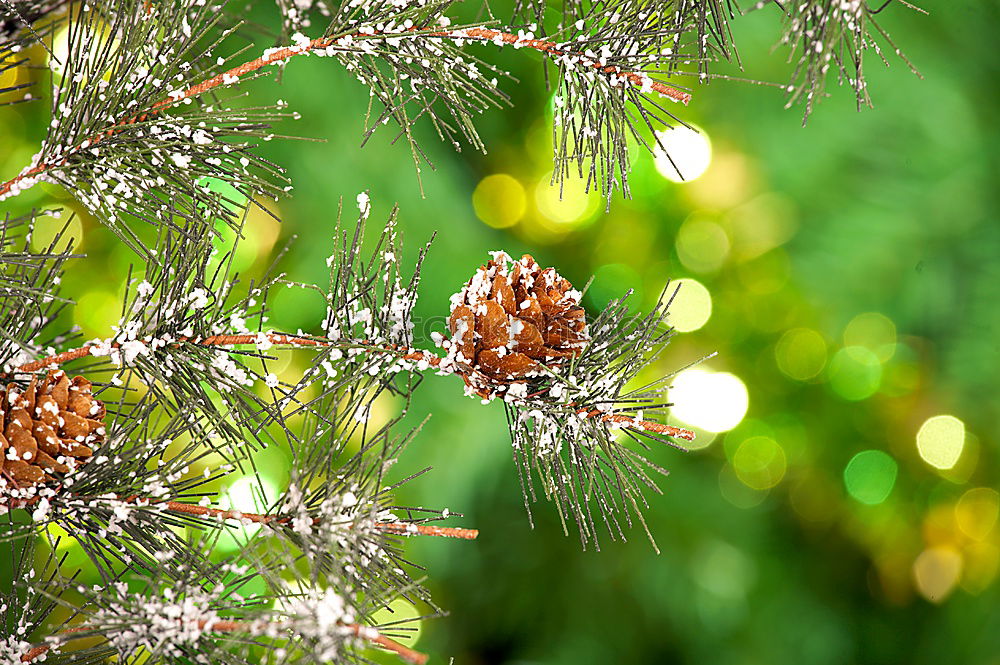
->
[[0, 370, 105, 489], [446, 252, 589, 398]]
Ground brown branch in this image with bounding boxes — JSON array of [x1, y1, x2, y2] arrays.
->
[[15, 334, 439, 373], [21, 619, 426, 665], [163, 500, 479, 540], [0, 492, 477, 540], [20, 626, 88, 663], [448, 27, 692, 103], [591, 412, 696, 442], [0, 24, 690, 200], [14, 333, 694, 441]]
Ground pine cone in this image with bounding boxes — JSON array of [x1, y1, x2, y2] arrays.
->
[[447, 252, 589, 397], [0, 370, 105, 488]]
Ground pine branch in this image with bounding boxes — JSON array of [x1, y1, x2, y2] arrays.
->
[[0, 0, 292, 259], [754, 0, 923, 121], [5, 506, 439, 664], [0, 4, 691, 212], [13, 331, 694, 441], [0, 209, 79, 375], [4, 491, 479, 539], [21, 618, 429, 665]]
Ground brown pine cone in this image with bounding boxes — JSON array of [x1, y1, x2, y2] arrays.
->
[[0, 370, 105, 488], [447, 252, 589, 397]]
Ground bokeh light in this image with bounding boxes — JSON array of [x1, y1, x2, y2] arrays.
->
[[45, 522, 78, 551], [676, 213, 730, 273], [913, 547, 963, 603], [473, 173, 526, 229], [29, 209, 84, 252], [654, 125, 712, 182], [0, 51, 28, 92], [668, 278, 712, 333], [960, 542, 1000, 595], [732, 436, 787, 490], [74, 289, 122, 337], [50, 20, 115, 82], [671, 369, 748, 433], [955, 488, 999, 541], [684, 150, 754, 210], [691, 539, 755, 602], [220, 475, 281, 538], [724, 193, 797, 261], [775, 328, 828, 381], [916, 415, 965, 471], [369, 598, 423, 646], [534, 172, 601, 227], [843, 450, 898, 505], [827, 346, 882, 401], [718, 463, 767, 509], [844, 312, 897, 363]]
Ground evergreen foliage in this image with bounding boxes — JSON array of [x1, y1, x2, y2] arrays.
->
[[0, 1, 921, 662]]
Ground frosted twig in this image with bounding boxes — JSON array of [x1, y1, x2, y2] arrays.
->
[[14, 333, 695, 441], [20, 619, 428, 664], [0, 24, 688, 202]]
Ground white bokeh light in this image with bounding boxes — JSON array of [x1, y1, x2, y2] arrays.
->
[[668, 278, 713, 333], [670, 369, 748, 432], [916, 415, 966, 470], [220, 475, 281, 536], [654, 125, 712, 182]]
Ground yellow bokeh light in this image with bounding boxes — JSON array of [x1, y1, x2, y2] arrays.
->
[[30, 209, 84, 253], [671, 369, 748, 433], [676, 214, 730, 274], [960, 542, 1000, 595], [916, 415, 965, 470], [913, 546, 963, 603], [45, 522, 78, 551], [654, 125, 712, 182], [775, 328, 827, 381], [74, 289, 121, 337], [240, 199, 282, 267], [725, 193, 798, 261], [220, 475, 281, 538], [0, 54, 27, 90], [685, 150, 754, 210], [667, 278, 712, 333], [534, 172, 601, 227], [369, 598, 423, 646], [473, 174, 527, 229], [844, 312, 897, 363], [50, 21, 116, 83], [827, 346, 882, 401], [955, 487, 999, 541], [733, 436, 787, 490]]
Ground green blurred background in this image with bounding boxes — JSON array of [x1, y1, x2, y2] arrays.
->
[[2, 1, 999, 663]]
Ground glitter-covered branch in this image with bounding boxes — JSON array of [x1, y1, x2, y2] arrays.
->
[[0, 1, 926, 663], [20, 619, 429, 665], [12, 332, 695, 442]]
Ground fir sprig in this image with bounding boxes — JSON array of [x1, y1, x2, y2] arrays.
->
[[0, 1, 930, 660], [0, 209, 78, 376], [503, 284, 699, 551], [2, 202, 480, 663], [0, 0, 291, 259], [755, 0, 923, 120]]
